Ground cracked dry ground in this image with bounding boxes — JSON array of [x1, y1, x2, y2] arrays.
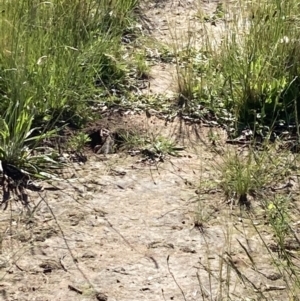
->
[[0, 115, 290, 301]]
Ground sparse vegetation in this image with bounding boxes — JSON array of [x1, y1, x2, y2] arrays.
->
[[216, 144, 294, 206], [2, 0, 300, 300], [133, 50, 150, 79], [177, 1, 300, 299], [117, 129, 183, 158], [67, 132, 91, 153]]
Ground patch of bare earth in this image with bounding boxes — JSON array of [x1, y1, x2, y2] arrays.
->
[[140, 0, 228, 96], [0, 113, 290, 301], [0, 1, 293, 301]]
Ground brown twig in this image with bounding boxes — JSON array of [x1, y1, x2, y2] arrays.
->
[[167, 255, 187, 301]]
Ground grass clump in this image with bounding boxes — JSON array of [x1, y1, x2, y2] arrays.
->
[[115, 129, 184, 159], [0, 0, 139, 127], [210, 140, 300, 298], [217, 144, 294, 207], [174, 0, 300, 136], [214, 0, 300, 127], [0, 0, 140, 206], [0, 98, 61, 207]]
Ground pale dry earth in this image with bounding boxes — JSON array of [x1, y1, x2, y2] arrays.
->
[[0, 115, 290, 301], [0, 1, 295, 300]]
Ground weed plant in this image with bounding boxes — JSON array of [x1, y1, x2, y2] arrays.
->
[[174, 0, 300, 135], [204, 140, 300, 299], [0, 0, 139, 199], [216, 0, 300, 128], [0, 0, 138, 126]]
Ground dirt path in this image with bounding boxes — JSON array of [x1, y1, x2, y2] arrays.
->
[[0, 116, 287, 301], [0, 129, 215, 301], [0, 1, 290, 301], [141, 0, 226, 96]]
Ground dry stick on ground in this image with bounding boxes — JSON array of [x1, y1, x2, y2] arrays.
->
[[167, 255, 187, 301], [221, 252, 267, 299], [197, 257, 221, 299], [196, 272, 210, 300]]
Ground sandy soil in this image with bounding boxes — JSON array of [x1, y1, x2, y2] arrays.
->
[[0, 1, 293, 301]]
